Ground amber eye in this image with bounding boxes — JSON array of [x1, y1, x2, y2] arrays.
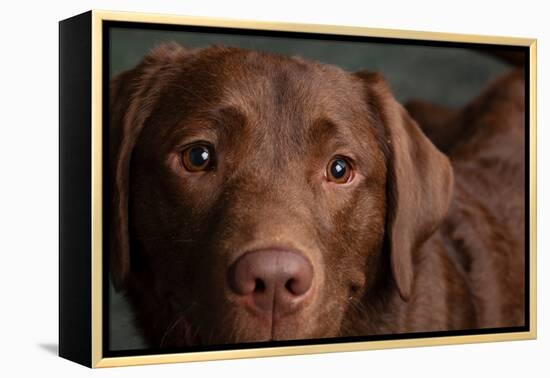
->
[[182, 145, 213, 172], [326, 157, 353, 184]]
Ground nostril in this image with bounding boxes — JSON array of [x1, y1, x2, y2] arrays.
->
[[285, 276, 312, 296], [254, 278, 266, 293], [285, 278, 296, 295]]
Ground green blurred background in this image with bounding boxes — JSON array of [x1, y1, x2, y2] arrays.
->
[[108, 26, 510, 351]]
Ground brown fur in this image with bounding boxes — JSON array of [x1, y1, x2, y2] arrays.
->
[[109, 44, 525, 347]]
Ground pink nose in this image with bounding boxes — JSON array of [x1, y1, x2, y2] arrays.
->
[[228, 250, 314, 317]]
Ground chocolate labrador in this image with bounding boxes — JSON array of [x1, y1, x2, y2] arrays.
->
[[109, 44, 525, 347]]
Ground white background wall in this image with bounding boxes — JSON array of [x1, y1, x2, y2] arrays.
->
[[0, 0, 547, 376]]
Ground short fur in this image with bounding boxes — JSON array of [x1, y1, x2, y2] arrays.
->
[[109, 44, 525, 347]]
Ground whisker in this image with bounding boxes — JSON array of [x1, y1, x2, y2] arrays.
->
[[159, 314, 187, 348], [159, 301, 198, 347]]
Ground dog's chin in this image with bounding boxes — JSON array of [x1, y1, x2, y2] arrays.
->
[[159, 312, 337, 347]]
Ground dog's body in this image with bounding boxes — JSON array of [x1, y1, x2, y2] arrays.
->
[[403, 71, 526, 331], [109, 44, 525, 347]]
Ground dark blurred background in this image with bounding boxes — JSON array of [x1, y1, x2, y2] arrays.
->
[[108, 26, 510, 351]]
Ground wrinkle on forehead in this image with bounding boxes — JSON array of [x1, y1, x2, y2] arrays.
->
[[152, 47, 382, 169], [214, 52, 368, 141]]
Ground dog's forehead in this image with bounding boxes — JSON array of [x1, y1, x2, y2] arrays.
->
[[154, 47, 378, 152], [212, 50, 366, 120]]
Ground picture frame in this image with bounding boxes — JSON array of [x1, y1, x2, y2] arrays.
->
[[59, 10, 537, 368]]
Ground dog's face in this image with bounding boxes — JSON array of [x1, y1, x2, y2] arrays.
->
[[110, 45, 453, 347]]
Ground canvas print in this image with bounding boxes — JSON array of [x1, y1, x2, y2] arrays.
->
[[106, 24, 528, 354]]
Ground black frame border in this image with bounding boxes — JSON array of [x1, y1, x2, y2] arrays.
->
[[59, 11, 93, 367]]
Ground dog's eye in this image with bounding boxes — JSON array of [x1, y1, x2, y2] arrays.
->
[[326, 157, 353, 184], [182, 145, 213, 172]]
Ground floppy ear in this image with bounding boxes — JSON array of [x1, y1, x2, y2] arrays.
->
[[355, 71, 454, 301], [109, 43, 187, 290]]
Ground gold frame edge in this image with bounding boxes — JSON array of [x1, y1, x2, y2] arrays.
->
[[89, 9, 538, 368], [91, 10, 104, 368]]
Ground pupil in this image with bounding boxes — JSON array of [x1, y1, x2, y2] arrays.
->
[[189, 146, 209, 167], [331, 159, 346, 179]]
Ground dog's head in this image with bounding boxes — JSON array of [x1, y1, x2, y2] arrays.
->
[[109, 44, 453, 347]]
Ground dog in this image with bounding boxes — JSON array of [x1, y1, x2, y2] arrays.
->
[[109, 43, 525, 348]]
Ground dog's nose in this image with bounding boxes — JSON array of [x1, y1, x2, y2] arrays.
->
[[228, 250, 314, 317]]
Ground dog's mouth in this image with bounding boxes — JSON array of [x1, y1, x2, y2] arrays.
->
[[159, 312, 316, 347], [159, 284, 319, 347], [157, 248, 322, 347]]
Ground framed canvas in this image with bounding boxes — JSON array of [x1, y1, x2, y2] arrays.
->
[[59, 10, 537, 368]]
